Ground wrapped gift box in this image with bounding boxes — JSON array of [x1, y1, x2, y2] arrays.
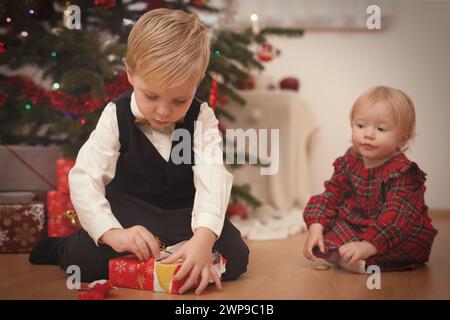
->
[[109, 243, 227, 294], [47, 190, 81, 237], [0, 201, 45, 253], [56, 158, 75, 194], [0, 145, 61, 192]]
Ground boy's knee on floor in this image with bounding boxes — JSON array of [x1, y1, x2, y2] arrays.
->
[[62, 256, 109, 283], [61, 248, 110, 283]]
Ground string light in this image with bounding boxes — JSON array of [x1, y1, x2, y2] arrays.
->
[[28, 9, 35, 15], [20, 31, 29, 38], [6, 17, 12, 23], [52, 82, 60, 90], [79, 118, 86, 125], [25, 103, 31, 110], [50, 51, 57, 58], [250, 13, 260, 35], [214, 50, 221, 57]]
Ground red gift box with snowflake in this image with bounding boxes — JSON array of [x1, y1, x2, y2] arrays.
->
[[0, 202, 45, 253], [109, 243, 227, 294], [47, 190, 81, 237]]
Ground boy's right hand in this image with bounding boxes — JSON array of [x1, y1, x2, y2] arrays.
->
[[303, 223, 325, 261], [100, 226, 160, 261]]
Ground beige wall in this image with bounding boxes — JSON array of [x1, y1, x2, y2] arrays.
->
[[260, 1, 450, 209]]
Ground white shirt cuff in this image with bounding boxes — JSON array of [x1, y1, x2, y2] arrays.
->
[[87, 214, 123, 246], [191, 165, 234, 237]]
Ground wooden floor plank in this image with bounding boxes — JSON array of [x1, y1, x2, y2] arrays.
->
[[0, 211, 449, 300]]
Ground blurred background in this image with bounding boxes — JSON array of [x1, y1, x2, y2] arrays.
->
[[1, 0, 449, 251]]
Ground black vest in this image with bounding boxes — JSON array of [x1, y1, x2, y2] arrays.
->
[[105, 91, 201, 210]]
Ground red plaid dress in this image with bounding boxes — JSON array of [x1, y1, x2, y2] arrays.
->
[[303, 148, 438, 271]]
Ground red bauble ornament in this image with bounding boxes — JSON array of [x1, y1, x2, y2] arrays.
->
[[256, 42, 275, 62], [279, 77, 300, 92], [226, 203, 248, 219]]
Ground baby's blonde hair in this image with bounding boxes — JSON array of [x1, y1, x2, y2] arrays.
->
[[350, 86, 416, 144], [125, 8, 210, 89]]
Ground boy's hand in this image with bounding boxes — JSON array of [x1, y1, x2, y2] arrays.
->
[[100, 226, 160, 261], [160, 227, 222, 295], [303, 223, 325, 261], [339, 241, 377, 264]]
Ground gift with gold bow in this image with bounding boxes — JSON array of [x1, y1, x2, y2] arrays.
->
[[47, 190, 81, 237]]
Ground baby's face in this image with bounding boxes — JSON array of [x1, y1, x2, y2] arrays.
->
[[127, 71, 197, 129], [351, 101, 403, 168]]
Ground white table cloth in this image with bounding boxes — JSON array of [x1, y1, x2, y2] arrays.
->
[[223, 90, 318, 239]]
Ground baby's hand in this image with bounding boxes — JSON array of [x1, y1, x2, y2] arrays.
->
[[303, 223, 325, 261], [100, 226, 160, 261], [339, 241, 377, 264], [160, 227, 222, 295]]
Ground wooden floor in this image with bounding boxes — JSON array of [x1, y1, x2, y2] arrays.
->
[[1, 211, 449, 300]]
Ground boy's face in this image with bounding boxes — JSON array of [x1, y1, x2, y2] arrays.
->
[[126, 68, 197, 129], [351, 101, 404, 168]]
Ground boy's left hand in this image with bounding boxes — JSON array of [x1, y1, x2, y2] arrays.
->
[[160, 227, 222, 295], [339, 241, 377, 264]]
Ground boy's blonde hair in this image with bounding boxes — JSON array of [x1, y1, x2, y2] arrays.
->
[[350, 86, 416, 143], [125, 8, 210, 89]]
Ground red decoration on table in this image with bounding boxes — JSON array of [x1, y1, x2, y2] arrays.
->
[[77, 280, 113, 300], [279, 77, 300, 92], [226, 202, 248, 219], [47, 190, 81, 237]]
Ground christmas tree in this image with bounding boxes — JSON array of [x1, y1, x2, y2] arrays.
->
[[0, 0, 303, 209]]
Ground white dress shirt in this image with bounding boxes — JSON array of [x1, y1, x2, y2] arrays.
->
[[68, 92, 234, 245]]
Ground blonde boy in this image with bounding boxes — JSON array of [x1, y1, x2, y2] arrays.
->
[[30, 9, 249, 295]]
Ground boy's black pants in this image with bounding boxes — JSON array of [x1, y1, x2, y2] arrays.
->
[[58, 189, 249, 282]]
